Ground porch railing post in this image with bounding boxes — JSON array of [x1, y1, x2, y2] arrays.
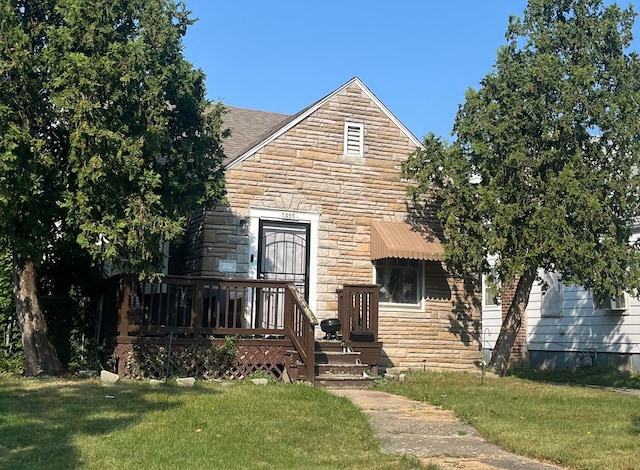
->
[[369, 285, 379, 342], [336, 288, 346, 333], [117, 275, 131, 338], [336, 284, 380, 343], [305, 315, 315, 384], [191, 279, 203, 337]]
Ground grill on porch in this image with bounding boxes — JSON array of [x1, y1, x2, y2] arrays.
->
[[101, 275, 382, 385]]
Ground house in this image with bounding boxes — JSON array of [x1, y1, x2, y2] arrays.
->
[[178, 77, 481, 372], [482, 233, 640, 373], [104, 77, 481, 381]]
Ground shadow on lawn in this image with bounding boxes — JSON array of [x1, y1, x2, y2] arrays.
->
[[0, 378, 217, 469], [630, 415, 640, 435], [507, 366, 640, 389]]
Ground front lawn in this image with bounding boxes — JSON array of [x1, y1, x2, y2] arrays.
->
[[377, 370, 640, 470], [0, 376, 422, 470]]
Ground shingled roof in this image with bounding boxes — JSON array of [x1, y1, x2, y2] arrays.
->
[[222, 107, 290, 165], [221, 77, 422, 171]]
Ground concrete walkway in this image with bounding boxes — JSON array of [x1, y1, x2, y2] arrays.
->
[[329, 389, 563, 470]]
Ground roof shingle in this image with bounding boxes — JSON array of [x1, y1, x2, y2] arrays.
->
[[222, 107, 290, 164]]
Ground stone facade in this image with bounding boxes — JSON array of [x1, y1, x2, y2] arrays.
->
[[180, 78, 481, 371]]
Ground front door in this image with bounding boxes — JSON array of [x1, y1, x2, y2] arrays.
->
[[258, 220, 310, 301]]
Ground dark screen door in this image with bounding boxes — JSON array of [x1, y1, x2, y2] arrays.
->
[[258, 220, 310, 301]]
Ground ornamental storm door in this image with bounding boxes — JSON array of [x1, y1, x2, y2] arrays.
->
[[257, 220, 310, 328]]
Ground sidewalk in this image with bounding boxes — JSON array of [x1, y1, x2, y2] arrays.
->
[[329, 389, 563, 470]]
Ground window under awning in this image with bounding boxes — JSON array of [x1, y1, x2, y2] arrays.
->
[[370, 220, 444, 261]]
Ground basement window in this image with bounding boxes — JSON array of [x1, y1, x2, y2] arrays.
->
[[344, 122, 364, 157]]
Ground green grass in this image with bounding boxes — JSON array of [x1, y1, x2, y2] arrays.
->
[[0, 375, 428, 470], [508, 366, 640, 389], [377, 370, 640, 470]]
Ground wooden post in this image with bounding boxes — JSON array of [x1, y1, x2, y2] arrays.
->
[[117, 276, 131, 338], [338, 285, 380, 342], [191, 280, 203, 337], [336, 288, 346, 333]]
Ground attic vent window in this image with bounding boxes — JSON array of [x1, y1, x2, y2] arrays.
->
[[344, 122, 364, 157]]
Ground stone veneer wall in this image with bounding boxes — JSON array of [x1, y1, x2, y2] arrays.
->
[[183, 82, 481, 370], [379, 264, 481, 371], [182, 207, 251, 277]]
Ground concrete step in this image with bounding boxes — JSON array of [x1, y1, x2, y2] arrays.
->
[[314, 339, 346, 353], [316, 363, 370, 376], [315, 350, 362, 365], [314, 374, 375, 388], [288, 340, 375, 387]]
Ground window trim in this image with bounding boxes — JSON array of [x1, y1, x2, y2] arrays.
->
[[540, 271, 563, 318], [374, 258, 423, 306], [593, 292, 629, 315], [343, 122, 364, 157], [482, 273, 500, 308]]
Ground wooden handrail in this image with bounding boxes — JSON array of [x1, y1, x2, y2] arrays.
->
[[337, 284, 380, 343], [110, 274, 318, 383], [284, 284, 318, 385]]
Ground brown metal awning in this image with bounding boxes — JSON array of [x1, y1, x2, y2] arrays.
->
[[370, 220, 444, 261]]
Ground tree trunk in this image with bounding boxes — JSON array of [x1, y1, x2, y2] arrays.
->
[[13, 252, 64, 376], [489, 268, 536, 376]]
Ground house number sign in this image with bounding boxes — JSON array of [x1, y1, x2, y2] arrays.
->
[[281, 211, 297, 220]]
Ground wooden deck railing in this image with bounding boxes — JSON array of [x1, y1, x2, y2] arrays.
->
[[337, 284, 380, 343], [283, 284, 317, 381], [108, 275, 318, 382]]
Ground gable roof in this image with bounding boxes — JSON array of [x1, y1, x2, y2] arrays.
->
[[223, 77, 422, 171], [222, 107, 290, 163]]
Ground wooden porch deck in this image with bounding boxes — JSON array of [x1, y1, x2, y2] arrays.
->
[[101, 275, 382, 384]]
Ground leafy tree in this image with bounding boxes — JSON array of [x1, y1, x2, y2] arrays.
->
[[0, 0, 226, 375], [403, 0, 640, 375]]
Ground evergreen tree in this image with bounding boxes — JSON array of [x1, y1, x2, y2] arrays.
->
[[0, 0, 226, 375]]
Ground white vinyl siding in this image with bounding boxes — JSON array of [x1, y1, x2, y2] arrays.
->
[[526, 271, 640, 354]]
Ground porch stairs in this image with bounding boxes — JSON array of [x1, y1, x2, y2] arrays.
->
[[288, 339, 375, 388]]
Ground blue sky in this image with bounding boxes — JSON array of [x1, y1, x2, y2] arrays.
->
[[182, 1, 638, 141]]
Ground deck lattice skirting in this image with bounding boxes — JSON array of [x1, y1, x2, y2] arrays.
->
[[102, 275, 381, 383]]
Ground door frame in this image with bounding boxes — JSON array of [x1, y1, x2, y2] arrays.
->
[[249, 207, 319, 314], [257, 219, 311, 301]]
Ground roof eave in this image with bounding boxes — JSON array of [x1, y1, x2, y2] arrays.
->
[[224, 77, 423, 171]]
